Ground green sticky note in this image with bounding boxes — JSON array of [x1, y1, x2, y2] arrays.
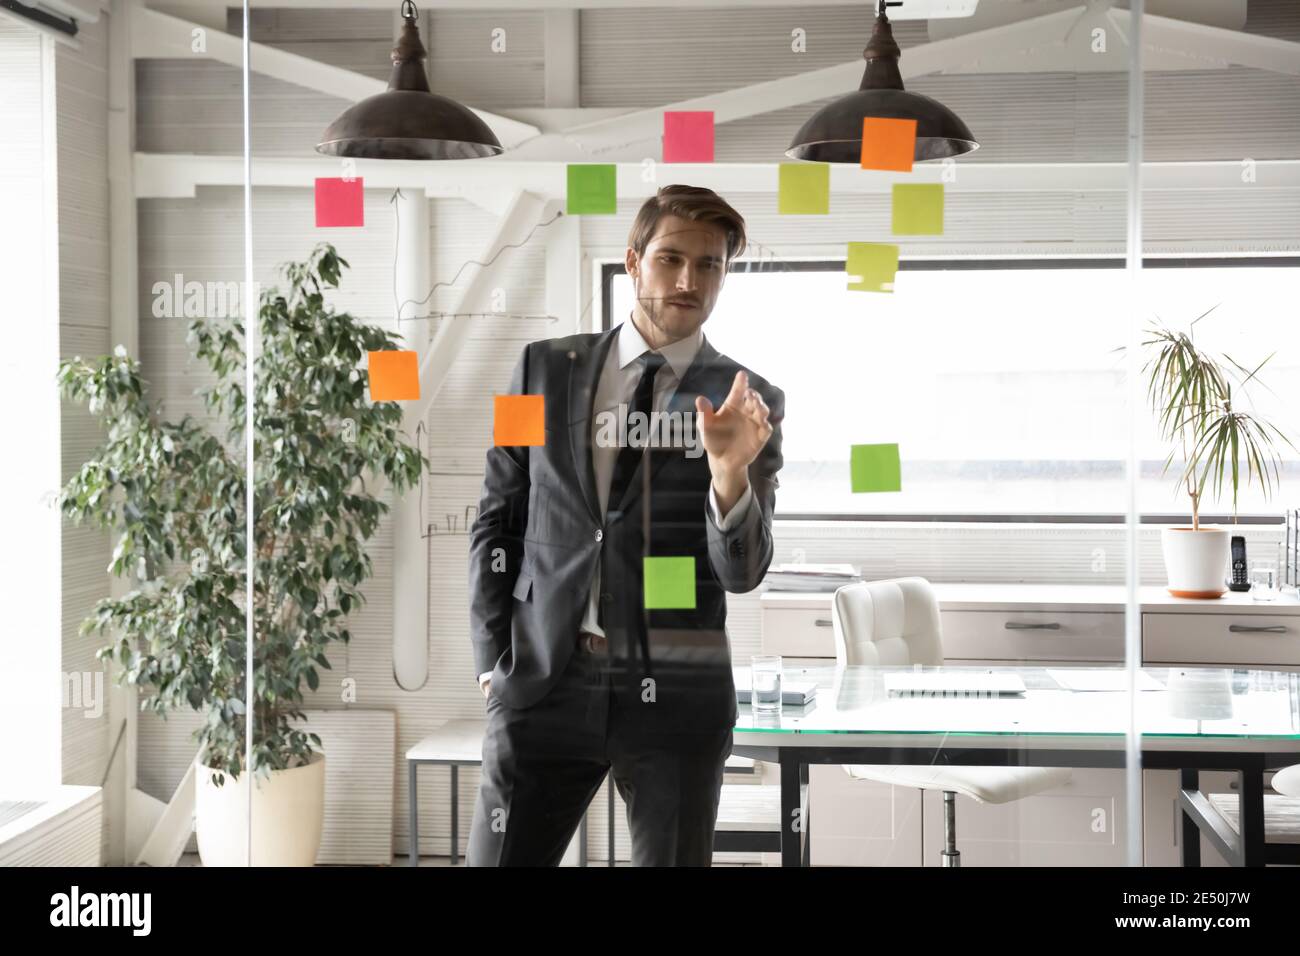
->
[[850, 443, 902, 493], [643, 556, 697, 610], [778, 163, 830, 214], [892, 183, 944, 235], [567, 164, 617, 214], [846, 242, 899, 293]]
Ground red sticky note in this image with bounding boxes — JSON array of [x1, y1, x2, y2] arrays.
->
[[663, 111, 715, 163], [494, 395, 545, 446], [315, 177, 364, 227], [368, 350, 419, 401], [860, 117, 916, 172]]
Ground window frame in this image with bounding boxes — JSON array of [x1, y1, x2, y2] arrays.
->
[[600, 255, 1300, 525]]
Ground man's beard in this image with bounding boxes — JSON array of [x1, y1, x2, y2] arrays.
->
[[635, 282, 699, 338]]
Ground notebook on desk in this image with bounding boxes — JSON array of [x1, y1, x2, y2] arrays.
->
[[883, 672, 1027, 698]]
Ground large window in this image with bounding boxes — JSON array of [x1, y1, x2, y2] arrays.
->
[[607, 259, 1300, 519]]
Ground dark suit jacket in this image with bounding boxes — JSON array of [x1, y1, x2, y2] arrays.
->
[[468, 323, 785, 733]]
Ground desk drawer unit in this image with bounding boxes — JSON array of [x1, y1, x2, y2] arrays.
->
[[762, 608, 836, 658], [1143, 613, 1300, 668], [941, 610, 1123, 663]]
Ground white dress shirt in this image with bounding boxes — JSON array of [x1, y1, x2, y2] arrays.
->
[[480, 317, 753, 691]]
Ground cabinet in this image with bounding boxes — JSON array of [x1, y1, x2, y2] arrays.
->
[[759, 584, 1300, 866]]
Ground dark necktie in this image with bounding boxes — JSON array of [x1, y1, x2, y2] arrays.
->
[[598, 351, 665, 636], [605, 351, 667, 518]]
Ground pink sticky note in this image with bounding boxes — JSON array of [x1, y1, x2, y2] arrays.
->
[[663, 111, 715, 163], [315, 177, 364, 227]]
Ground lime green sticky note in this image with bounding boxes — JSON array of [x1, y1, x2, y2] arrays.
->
[[643, 556, 696, 610], [567, 164, 617, 214], [850, 443, 902, 493], [846, 242, 899, 293], [892, 183, 943, 235], [778, 163, 830, 214]]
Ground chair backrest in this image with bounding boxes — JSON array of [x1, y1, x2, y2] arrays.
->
[[830, 577, 944, 667]]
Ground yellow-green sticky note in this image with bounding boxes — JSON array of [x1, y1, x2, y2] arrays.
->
[[778, 163, 830, 214], [846, 242, 899, 293], [643, 556, 696, 609], [567, 164, 617, 214], [850, 443, 901, 493], [892, 183, 944, 235]]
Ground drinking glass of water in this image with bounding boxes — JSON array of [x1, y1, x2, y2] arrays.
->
[[1250, 565, 1278, 601], [751, 656, 783, 715]]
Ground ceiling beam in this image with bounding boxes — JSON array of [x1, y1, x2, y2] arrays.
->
[[131, 5, 540, 148], [133, 153, 1300, 199], [1112, 8, 1300, 77], [560, 7, 1088, 154]]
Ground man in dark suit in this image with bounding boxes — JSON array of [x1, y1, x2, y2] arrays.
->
[[466, 184, 784, 866]]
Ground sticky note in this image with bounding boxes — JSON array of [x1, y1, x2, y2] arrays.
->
[[663, 111, 714, 163], [643, 556, 696, 610], [778, 163, 829, 214], [860, 117, 916, 172], [850, 443, 902, 493], [566, 164, 617, 215], [846, 242, 899, 293], [315, 177, 364, 227], [368, 350, 419, 401], [892, 183, 944, 235], [493, 395, 546, 446]]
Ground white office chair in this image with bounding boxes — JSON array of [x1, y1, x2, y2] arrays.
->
[[831, 577, 1071, 867]]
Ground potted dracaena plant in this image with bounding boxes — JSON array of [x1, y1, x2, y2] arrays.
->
[[57, 244, 426, 865], [1141, 305, 1295, 597]]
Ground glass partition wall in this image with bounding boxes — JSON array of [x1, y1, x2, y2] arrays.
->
[[29, 0, 1292, 871]]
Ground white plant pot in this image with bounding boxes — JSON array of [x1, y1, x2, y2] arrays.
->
[[195, 751, 325, 866], [1160, 526, 1230, 599]]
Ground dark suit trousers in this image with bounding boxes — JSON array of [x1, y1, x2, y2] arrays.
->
[[466, 639, 733, 866]]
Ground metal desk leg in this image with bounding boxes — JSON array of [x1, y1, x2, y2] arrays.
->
[[780, 755, 804, 867], [1240, 765, 1265, 867], [1180, 768, 1201, 867], [608, 775, 615, 866], [450, 764, 460, 865], [408, 761, 419, 867], [801, 762, 811, 868]]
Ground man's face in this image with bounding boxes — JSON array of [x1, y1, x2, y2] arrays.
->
[[625, 214, 729, 342]]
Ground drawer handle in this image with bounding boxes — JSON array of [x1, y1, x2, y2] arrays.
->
[[1004, 622, 1061, 630], [1228, 624, 1288, 634], [815, 619, 832, 627]]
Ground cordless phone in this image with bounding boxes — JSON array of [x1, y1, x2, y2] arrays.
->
[[1228, 535, 1250, 591]]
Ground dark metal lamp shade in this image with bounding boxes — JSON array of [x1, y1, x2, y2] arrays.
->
[[316, 2, 503, 161], [786, 1, 978, 163]]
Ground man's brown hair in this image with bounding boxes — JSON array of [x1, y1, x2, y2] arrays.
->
[[627, 185, 748, 264]]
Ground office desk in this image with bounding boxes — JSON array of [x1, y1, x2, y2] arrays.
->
[[730, 664, 1300, 867]]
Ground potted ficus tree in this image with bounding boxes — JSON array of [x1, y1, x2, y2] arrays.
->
[[1141, 306, 1295, 597], [58, 244, 425, 865]]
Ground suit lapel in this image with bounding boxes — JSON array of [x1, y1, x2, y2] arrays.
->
[[613, 337, 725, 515], [568, 326, 620, 525]]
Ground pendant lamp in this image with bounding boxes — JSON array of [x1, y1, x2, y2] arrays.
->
[[316, 1, 503, 160], [786, 0, 978, 163]]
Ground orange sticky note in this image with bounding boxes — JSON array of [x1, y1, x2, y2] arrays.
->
[[367, 350, 419, 401], [494, 395, 545, 446], [860, 117, 916, 172]]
